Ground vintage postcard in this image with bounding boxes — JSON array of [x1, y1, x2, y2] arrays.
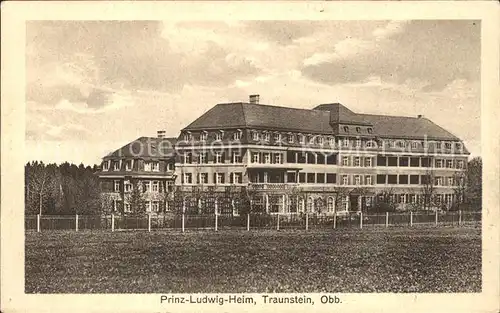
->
[[1, 1, 499, 313]]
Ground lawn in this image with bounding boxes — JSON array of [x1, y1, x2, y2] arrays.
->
[[25, 227, 481, 293]]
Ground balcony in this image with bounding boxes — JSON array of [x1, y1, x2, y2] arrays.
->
[[249, 183, 299, 190]]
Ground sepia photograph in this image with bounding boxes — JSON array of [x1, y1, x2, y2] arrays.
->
[[23, 19, 483, 294], [1, 2, 499, 313]]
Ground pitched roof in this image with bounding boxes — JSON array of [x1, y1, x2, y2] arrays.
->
[[104, 136, 177, 159], [182, 102, 460, 140]]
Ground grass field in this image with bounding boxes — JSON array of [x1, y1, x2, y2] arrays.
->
[[25, 227, 481, 293]]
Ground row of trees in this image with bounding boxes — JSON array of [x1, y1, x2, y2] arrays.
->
[[25, 161, 101, 215]]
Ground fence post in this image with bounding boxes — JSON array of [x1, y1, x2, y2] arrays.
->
[[459, 210, 462, 226], [277, 214, 280, 231], [435, 210, 438, 226], [305, 213, 309, 231], [37, 214, 41, 232], [215, 212, 218, 232], [333, 213, 337, 229], [148, 214, 151, 232], [385, 211, 389, 228], [360, 212, 363, 229], [410, 211, 413, 227], [75, 214, 79, 232], [111, 214, 115, 232], [247, 213, 250, 231], [182, 213, 185, 233]]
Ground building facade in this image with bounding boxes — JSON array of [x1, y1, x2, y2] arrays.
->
[[97, 95, 469, 215]]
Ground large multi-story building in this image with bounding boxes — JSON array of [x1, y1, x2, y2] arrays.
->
[[97, 95, 469, 215]]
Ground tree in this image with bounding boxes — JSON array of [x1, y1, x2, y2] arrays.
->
[[465, 157, 482, 211], [332, 186, 352, 213], [373, 187, 397, 213], [451, 171, 467, 211], [26, 161, 52, 215], [421, 168, 436, 211], [129, 180, 144, 215]]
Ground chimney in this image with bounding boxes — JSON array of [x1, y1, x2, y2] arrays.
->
[[157, 130, 166, 138], [249, 94, 260, 104]]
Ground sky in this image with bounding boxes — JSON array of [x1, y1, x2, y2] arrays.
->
[[26, 20, 481, 165]]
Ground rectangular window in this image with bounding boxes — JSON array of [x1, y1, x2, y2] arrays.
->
[[274, 133, 281, 142], [252, 131, 259, 141], [113, 161, 121, 171], [377, 156, 387, 166], [214, 152, 223, 164], [114, 180, 120, 192], [200, 132, 208, 141], [398, 175, 408, 185], [342, 175, 349, 185], [329, 137, 335, 146], [263, 132, 270, 142], [299, 173, 306, 183], [184, 173, 192, 184], [326, 154, 337, 165], [387, 157, 398, 166], [446, 160, 453, 168], [288, 134, 294, 143], [274, 153, 282, 164], [125, 160, 133, 171], [142, 181, 151, 192], [152, 201, 159, 212], [343, 139, 349, 148], [316, 154, 325, 165], [215, 132, 223, 141], [184, 153, 192, 164], [152, 181, 159, 192], [436, 142, 442, 149], [410, 157, 420, 167], [435, 159, 443, 168], [216, 173, 225, 184], [317, 173, 325, 183], [399, 157, 409, 167], [456, 160, 464, 169], [167, 163, 175, 171], [387, 175, 397, 184], [411, 141, 419, 149], [342, 156, 349, 166], [307, 152, 316, 164], [145, 201, 152, 212], [376, 175, 386, 184], [263, 153, 271, 164], [355, 139, 361, 147], [354, 175, 361, 185], [233, 172, 243, 184], [365, 157, 372, 167], [318, 137, 324, 145], [326, 174, 336, 184], [166, 181, 174, 192], [124, 180, 132, 192], [251, 152, 260, 163], [144, 162, 152, 171], [435, 177, 443, 186], [198, 153, 207, 164], [445, 142, 452, 149], [447, 177, 454, 186], [103, 161, 110, 171], [232, 152, 241, 163], [410, 175, 420, 184], [124, 202, 131, 213], [354, 157, 361, 167], [365, 175, 372, 185], [421, 157, 430, 167], [307, 173, 315, 183], [199, 173, 208, 184], [151, 161, 159, 172]]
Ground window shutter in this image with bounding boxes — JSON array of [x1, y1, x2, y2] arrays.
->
[[230, 173, 234, 184], [221, 173, 225, 184], [213, 173, 217, 184]]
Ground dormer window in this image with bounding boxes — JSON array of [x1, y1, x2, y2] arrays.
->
[[152, 161, 159, 172], [103, 160, 110, 171], [343, 139, 349, 148], [445, 142, 452, 149], [317, 136, 324, 145], [252, 131, 260, 141], [355, 127, 361, 133], [113, 160, 121, 171], [411, 141, 419, 149], [435, 141, 442, 149], [215, 131, 224, 141], [200, 131, 208, 141], [366, 140, 375, 148], [274, 133, 281, 142], [233, 129, 242, 141], [455, 142, 462, 151], [308, 135, 315, 144], [288, 133, 294, 143], [367, 128, 373, 134], [184, 131, 194, 142], [355, 139, 362, 147], [343, 126, 349, 132], [125, 159, 133, 171], [328, 137, 335, 146], [144, 162, 152, 171], [263, 132, 270, 142], [298, 134, 305, 144]]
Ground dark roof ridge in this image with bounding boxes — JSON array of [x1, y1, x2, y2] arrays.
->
[[358, 112, 423, 119], [219, 101, 332, 114]]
